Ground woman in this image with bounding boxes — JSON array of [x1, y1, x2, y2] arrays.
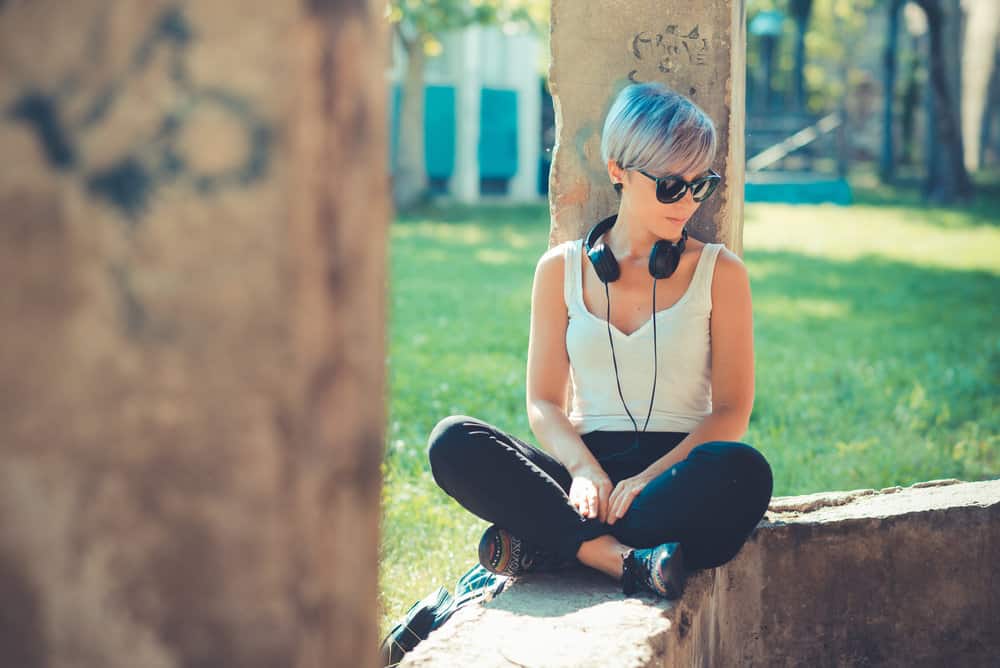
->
[[426, 82, 773, 599]]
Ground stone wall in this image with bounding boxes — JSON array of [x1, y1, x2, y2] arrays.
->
[[548, 0, 746, 251], [0, 2, 388, 666], [400, 479, 1000, 667]]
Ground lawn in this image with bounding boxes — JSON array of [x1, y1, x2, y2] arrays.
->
[[378, 175, 1000, 635]]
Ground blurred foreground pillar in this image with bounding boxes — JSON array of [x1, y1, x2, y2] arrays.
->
[[0, 2, 388, 667], [548, 0, 746, 253]]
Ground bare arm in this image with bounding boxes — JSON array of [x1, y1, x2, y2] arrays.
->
[[642, 247, 756, 477], [525, 245, 613, 522], [525, 246, 599, 474]]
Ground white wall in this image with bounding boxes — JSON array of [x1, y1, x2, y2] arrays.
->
[[387, 24, 544, 202]]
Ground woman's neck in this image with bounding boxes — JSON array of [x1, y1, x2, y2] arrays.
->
[[606, 211, 684, 262]]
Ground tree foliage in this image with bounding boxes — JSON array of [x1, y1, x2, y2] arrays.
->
[[386, 0, 547, 52], [747, 0, 879, 113]]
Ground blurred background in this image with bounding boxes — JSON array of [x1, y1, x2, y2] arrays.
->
[[386, 0, 999, 209], [380, 0, 999, 638]]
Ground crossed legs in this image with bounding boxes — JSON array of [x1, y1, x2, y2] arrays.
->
[[427, 415, 774, 577]]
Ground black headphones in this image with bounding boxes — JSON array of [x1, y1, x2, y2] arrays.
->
[[585, 214, 688, 283], [582, 213, 689, 449]]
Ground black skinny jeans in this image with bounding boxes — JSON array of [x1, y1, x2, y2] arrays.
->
[[427, 415, 774, 571]]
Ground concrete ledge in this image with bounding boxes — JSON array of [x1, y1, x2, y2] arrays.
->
[[400, 479, 1000, 667]]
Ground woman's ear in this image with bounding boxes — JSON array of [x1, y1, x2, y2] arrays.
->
[[607, 159, 624, 187]]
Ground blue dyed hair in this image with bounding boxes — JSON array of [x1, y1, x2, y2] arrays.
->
[[600, 82, 718, 181]]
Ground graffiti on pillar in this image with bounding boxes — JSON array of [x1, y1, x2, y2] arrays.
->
[[5, 6, 272, 224], [627, 25, 710, 82]]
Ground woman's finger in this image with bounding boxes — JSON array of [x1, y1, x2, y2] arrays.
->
[[607, 489, 622, 524], [599, 490, 611, 523], [598, 484, 611, 523], [616, 487, 640, 521], [606, 488, 619, 522], [610, 484, 636, 524]]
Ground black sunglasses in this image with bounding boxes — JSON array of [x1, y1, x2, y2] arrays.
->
[[635, 168, 722, 203]]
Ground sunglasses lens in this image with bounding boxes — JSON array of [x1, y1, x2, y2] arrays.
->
[[657, 178, 687, 203], [691, 177, 719, 201]]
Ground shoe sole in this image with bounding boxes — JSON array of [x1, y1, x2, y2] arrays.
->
[[661, 542, 687, 600], [479, 526, 518, 576]]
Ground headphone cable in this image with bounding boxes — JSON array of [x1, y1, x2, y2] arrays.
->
[[605, 281, 640, 441], [605, 279, 659, 448], [642, 278, 658, 433]]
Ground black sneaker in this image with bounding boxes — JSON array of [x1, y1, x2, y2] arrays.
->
[[621, 541, 686, 599], [378, 586, 452, 667], [478, 525, 574, 577]]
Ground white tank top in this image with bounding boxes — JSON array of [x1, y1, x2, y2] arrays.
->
[[561, 237, 724, 434]]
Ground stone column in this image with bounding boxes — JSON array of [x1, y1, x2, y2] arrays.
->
[[509, 31, 542, 202], [548, 0, 747, 254], [452, 26, 482, 203], [0, 2, 388, 667], [961, 0, 1000, 172]]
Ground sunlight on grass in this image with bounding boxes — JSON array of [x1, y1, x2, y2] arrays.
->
[[378, 184, 1000, 636], [744, 203, 1000, 273], [754, 296, 850, 320], [475, 248, 521, 264]]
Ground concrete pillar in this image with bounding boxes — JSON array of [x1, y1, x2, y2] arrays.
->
[[453, 26, 482, 203], [960, 0, 1000, 172], [509, 32, 543, 202], [548, 0, 747, 254], [0, 2, 388, 667]]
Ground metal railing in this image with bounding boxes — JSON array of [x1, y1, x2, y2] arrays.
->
[[746, 112, 843, 173]]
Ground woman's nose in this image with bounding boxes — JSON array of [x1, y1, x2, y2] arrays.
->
[[674, 189, 699, 211]]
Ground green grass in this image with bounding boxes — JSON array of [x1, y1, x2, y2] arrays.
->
[[378, 179, 1000, 636]]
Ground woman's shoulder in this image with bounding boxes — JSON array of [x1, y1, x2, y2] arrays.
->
[[689, 237, 727, 252], [535, 238, 579, 273], [532, 240, 568, 289], [708, 243, 750, 297], [709, 243, 746, 270]]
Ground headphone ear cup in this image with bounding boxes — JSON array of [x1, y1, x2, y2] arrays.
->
[[649, 240, 681, 279], [587, 245, 621, 283]]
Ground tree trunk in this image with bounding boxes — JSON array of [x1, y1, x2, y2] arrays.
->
[[0, 1, 388, 666], [917, 0, 973, 202], [793, 18, 807, 111], [790, 0, 813, 112], [900, 34, 921, 166], [394, 30, 429, 211], [880, 0, 903, 182], [761, 36, 777, 112]]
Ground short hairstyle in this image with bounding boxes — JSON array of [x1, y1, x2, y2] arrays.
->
[[600, 82, 718, 181]]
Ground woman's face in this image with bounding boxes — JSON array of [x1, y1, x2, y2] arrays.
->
[[608, 159, 705, 239]]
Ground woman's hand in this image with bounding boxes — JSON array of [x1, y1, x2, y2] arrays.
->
[[607, 470, 655, 525], [568, 464, 613, 523]]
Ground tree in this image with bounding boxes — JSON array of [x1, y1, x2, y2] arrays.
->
[[912, 0, 973, 202], [880, 0, 904, 182], [789, 0, 814, 112], [747, 0, 879, 114], [386, 0, 545, 212]]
